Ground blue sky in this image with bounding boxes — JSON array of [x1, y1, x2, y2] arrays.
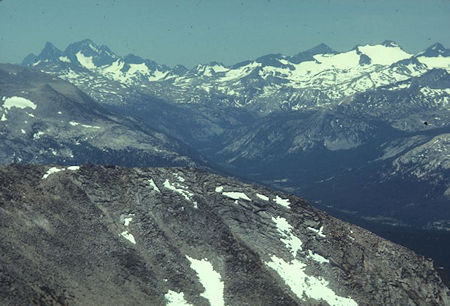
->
[[1, 0, 449, 67]]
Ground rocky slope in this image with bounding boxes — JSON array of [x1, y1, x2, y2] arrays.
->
[[0, 164, 448, 305], [0, 64, 205, 167]]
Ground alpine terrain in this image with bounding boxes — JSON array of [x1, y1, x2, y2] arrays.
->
[[23, 39, 450, 230], [1, 164, 448, 305]]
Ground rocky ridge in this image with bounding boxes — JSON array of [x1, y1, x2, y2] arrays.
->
[[0, 164, 449, 305]]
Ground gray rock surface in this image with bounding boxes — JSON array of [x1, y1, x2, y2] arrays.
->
[[0, 165, 448, 305]]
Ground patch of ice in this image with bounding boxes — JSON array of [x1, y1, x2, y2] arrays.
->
[[222, 192, 251, 201], [308, 226, 326, 238], [417, 55, 450, 70], [272, 216, 303, 257], [66, 166, 80, 171], [42, 167, 64, 179], [59, 56, 71, 63], [163, 179, 196, 208], [3, 96, 37, 110], [76, 51, 96, 69], [215, 186, 224, 193], [42, 166, 79, 179], [274, 195, 290, 208], [186, 256, 224, 306], [148, 178, 160, 193], [256, 193, 269, 201], [120, 231, 136, 244], [165, 290, 193, 306], [307, 250, 329, 264], [123, 214, 134, 227], [266, 256, 357, 305]]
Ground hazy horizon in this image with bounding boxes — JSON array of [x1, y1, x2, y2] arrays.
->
[[1, 0, 449, 68]]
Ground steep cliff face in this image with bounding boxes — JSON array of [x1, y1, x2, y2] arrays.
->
[[0, 165, 448, 305]]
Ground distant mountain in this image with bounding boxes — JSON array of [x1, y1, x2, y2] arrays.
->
[[20, 40, 450, 229], [1, 164, 448, 305], [23, 39, 450, 115], [0, 64, 206, 167]]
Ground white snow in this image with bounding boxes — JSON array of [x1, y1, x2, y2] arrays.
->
[[358, 44, 411, 66], [123, 214, 134, 227], [165, 290, 193, 306], [21, 129, 26, 134], [42, 166, 79, 179], [163, 179, 197, 208], [307, 250, 330, 264], [59, 56, 71, 63], [222, 192, 251, 201], [308, 226, 326, 238], [3, 96, 37, 110], [186, 256, 224, 306], [33, 131, 45, 140], [174, 173, 185, 182], [148, 178, 160, 193], [69, 121, 80, 126], [265, 255, 357, 305], [66, 166, 80, 171], [76, 51, 97, 69], [148, 70, 169, 82], [272, 216, 303, 257], [418, 55, 450, 70], [215, 186, 224, 193], [120, 231, 136, 244], [127, 63, 150, 76], [274, 195, 290, 208], [0, 113, 6, 121], [42, 167, 64, 179], [256, 193, 269, 201]]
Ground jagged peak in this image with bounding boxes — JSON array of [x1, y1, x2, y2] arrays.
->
[[37, 42, 62, 60], [308, 43, 336, 54], [417, 42, 450, 58]]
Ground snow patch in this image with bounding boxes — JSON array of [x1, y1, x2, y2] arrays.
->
[[42, 166, 79, 179], [272, 216, 303, 257], [307, 250, 330, 264], [274, 195, 290, 208], [3, 96, 37, 110], [165, 290, 192, 306], [120, 231, 136, 244], [222, 192, 251, 201], [148, 178, 160, 193], [163, 179, 197, 208], [215, 186, 224, 193], [59, 56, 71, 63], [308, 226, 326, 238], [186, 256, 224, 306], [266, 255, 357, 305], [76, 51, 96, 69], [256, 193, 269, 201]]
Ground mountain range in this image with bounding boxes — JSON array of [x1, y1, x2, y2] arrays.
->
[[21, 39, 450, 231]]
